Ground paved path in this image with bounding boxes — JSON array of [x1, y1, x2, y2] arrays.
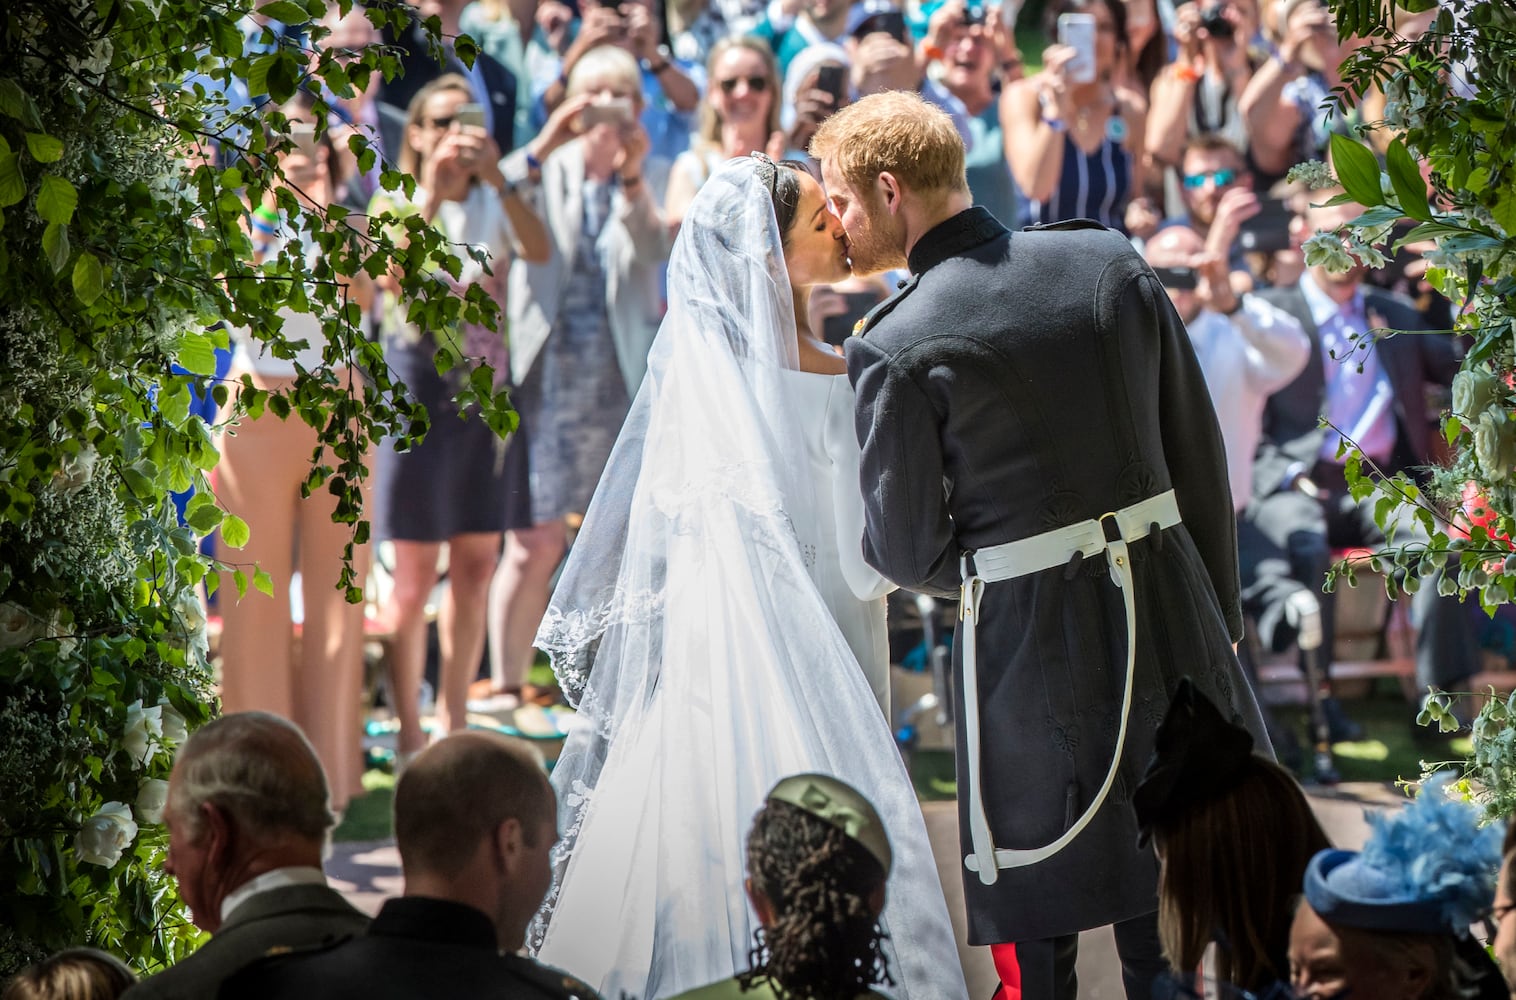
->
[[327, 782, 1406, 998]]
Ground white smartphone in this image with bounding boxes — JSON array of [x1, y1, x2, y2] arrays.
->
[[454, 103, 486, 130], [289, 122, 319, 156], [1057, 12, 1098, 84]]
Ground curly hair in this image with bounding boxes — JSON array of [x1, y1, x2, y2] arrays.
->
[[738, 799, 894, 1000]]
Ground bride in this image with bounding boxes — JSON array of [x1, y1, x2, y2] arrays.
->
[[531, 154, 967, 1000]]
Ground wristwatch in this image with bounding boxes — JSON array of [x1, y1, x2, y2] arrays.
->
[[643, 44, 674, 74]]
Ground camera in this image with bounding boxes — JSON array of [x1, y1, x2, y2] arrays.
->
[[1199, 3, 1234, 38]]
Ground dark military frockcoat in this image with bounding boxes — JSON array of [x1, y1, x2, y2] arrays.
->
[[845, 208, 1271, 944]]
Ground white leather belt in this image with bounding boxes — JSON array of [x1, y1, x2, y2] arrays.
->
[[958, 489, 1181, 885]]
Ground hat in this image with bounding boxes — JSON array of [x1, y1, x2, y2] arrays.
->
[[766, 773, 892, 875], [1131, 677, 1256, 847], [847, 0, 910, 40], [1302, 773, 1501, 936]]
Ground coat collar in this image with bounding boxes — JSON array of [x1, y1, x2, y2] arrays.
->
[[371, 897, 498, 951], [906, 206, 1006, 276]]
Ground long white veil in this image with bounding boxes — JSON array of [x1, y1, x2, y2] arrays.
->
[[531, 157, 966, 1000]]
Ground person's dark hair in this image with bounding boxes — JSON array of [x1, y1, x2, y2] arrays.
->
[[1042, 0, 1127, 53], [1154, 757, 1329, 992], [1, 948, 136, 1000], [739, 798, 893, 1000], [394, 731, 554, 879], [752, 157, 810, 250]]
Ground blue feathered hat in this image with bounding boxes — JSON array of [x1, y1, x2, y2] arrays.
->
[[1303, 773, 1501, 936]]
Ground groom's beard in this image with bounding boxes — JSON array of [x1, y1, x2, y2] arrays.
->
[[844, 205, 909, 277]]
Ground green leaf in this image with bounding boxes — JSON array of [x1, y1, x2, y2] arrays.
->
[[175, 330, 219, 376], [72, 251, 104, 305], [233, 568, 249, 598], [222, 514, 250, 548], [247, 53, 277, 99], [184, 502, 224, 533], [1385, 139, 1431, 222], [267, 52, 301, 106], [259, 0, 312, 23], [1329, 133, 1384, 208], [0, 78, 44, 129], [252, 567, 274, 597], [0, 150, 24, 207], [25, 132, 63, 163], [42, 221, 71, 273], [454, 33, 477, 68], [37, 174, 78, 225]]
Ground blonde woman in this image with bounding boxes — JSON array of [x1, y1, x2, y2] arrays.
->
[[663, 36, 785, 233]]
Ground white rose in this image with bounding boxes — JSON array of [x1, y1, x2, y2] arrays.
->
[[74, 802, 139, 868], [53, 447, 97, 494], [158, 699, 189, 746], [1474, 408, 1516, 483], [1302, 232, 1356, 273], [1453, 369, 1504, 428], [122, 699, 164, 766], [135, 779, 171, 825], [171, 590, 209, 662], [0, 602, 40, 649]]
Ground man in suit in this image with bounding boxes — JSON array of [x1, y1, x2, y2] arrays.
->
[[1247, 192, 1475, 706], [812, 91, 1271, 1000], [122, 713, 367, 1000], [222, 732, 599, 1000], [375, 0, 519, 159]]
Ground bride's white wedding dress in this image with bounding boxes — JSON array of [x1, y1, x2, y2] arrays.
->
[[529, 158, 966, 1000]]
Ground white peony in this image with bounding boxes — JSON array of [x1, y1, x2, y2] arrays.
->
[[0, 602, 40, 649], [1453, 369, 1504, 428], [53, 447, 98, 494], [122, 700, 164, 766], [74, 802, 139, 867], [158, 699, 189, 746], [135, 779, 171, 825], [1474, 408, 1516, 483]]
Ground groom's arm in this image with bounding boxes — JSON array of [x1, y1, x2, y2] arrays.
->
[[846, 336, 960, 598]]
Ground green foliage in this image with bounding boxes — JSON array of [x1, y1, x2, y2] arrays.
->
[[1420, 688, 1516, 824], [0, 0, 513, 978]]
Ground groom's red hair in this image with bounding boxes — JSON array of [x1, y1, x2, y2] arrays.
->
[[809, 91, 968, 198]]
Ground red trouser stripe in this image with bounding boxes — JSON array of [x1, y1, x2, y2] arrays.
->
[[991, 942, 1021, 999]]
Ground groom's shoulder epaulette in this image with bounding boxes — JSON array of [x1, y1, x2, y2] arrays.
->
[[1023, 218, 1109, 232], [500, 953, 602, 999], [853, 273, 920, 340]]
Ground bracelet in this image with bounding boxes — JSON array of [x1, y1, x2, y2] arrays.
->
[[1041, 115, 1066, 133], [619, 174, 643, 188], [1173, 62, 1201, 83], [644, 57, 670, 74], [525, 151, 542, 174], [922, 43, 946, 62]]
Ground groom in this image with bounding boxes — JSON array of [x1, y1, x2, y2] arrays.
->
[[811, 92, 1272, 999]]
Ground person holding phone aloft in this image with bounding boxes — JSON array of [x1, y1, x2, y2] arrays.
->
[[369, 74, 551, 761], [482, 46, 671, 715], [1000, 0, 1152, 234]]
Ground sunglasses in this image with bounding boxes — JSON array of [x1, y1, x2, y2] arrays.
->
[[1182, 168, 1239, 189], [718, 75, 769, 94]]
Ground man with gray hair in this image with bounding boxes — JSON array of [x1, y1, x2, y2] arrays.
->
[[122, 712, 367, 1000], [223, 731, 599, 999]]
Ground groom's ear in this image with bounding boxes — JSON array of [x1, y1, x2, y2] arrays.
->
[[878, 171, 903, 216]]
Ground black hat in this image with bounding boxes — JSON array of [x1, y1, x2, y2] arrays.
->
[[1132, 677, 1256, 847]]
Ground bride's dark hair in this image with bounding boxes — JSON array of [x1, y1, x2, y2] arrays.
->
[[751, 155, 811, 249], [739, 799, 895, 1000]]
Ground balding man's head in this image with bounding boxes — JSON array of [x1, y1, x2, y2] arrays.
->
[[164, 712, 334, 932], [1145, 226, 1205, 269]]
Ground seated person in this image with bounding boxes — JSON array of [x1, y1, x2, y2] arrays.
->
[[669, 773, 896, 1000], [1289, 774, 1506, 1000], [222, 731, 598, 1000], [1133, 678, 1329, 999]]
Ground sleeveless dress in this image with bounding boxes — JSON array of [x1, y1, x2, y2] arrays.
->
[[1029, 121, 1133, 232]]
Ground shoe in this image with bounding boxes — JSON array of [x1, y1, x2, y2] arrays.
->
[[1320, 696, 1365, 743]]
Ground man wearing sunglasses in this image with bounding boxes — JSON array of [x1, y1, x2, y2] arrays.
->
[[1172, 134, 1260, 294]]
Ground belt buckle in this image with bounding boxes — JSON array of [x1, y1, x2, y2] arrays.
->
[[1098, 511, 1122, 545]]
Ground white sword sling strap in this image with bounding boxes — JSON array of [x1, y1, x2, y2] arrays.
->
[[959, 489, 1182, 885]]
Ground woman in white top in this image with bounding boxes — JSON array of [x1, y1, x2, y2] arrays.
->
[[530, 156, 965, 1000], [215, 95, 375, 811]]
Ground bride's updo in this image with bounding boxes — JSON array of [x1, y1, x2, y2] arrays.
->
[[749, 154, 810, 250], [739, 775, 895, 1000]]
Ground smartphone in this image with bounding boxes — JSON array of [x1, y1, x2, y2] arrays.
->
[[582, 97, 635, 128], [289, 122, 319, 156], [1149, 264, 1199, 291], [1235, 196, 1294, 253], [1057, 12, 1097, 84], [815, 64, 847, 106], [822, 292, 882, 347], [454, 103, 486, 130]]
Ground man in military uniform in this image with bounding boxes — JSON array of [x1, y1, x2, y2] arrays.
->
[[811, 92, 1271, 1000], [222, 732, 599, 1000]]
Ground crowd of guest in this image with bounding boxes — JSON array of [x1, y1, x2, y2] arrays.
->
[[12, 689, 1516, 1000]]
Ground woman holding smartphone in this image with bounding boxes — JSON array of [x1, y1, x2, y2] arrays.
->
[[369, 74, 549, 760], [1000, 0, 1151, 233], [480, 45, 671, 715]]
